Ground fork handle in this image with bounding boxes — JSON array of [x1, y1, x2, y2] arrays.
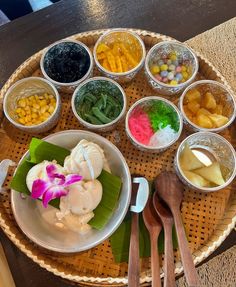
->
[[163, 222, 176, 287], [128, 212, 140, 287], [172, 208, 200, 287]]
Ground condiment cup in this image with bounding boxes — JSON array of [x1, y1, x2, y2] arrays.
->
[[40, 39, 93, 90], [3, 77, 61, 133], [145, 40, 198, 96], [94, 29, 146, 83], [179, 80, 236, 133], [125, 96, 183, 153], [71, 77, 127, 132], [175, 132, 236, 192]]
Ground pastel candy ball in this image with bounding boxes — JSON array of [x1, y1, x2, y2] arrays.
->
[[175, 73, 183, 81], [168, 64, 176, 71], [167, 72, 174, 80], [167, 59, 172, 65], [155, 74, 162, 81], [160, 64, 168, 71], [151, 65, 160, 74], [170, 54, 177, 61], [158, 59, 164, 66], [162, 77, 168, 83], [160, 70, 168, 77], [175, 66, 182, 73], [170, 80, 178, 86]]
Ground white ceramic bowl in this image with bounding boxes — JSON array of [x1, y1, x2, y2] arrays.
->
[[94, 29, 146, 83], [145, 40, 198, 96], [11, 130, 131, 253], [125, 96, 183, 153], [175, 132, 236, 192], [3, 77, 61, 133], [40, 39, 93, 89], [179, 80, 236, 133]]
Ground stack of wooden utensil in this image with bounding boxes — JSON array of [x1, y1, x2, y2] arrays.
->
[[128, 172, 200, 287]]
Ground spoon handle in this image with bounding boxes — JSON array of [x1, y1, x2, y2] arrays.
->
[[128, 212, 140, 287], [172, 208, 199, 287], [150, 231, 161, 287], [163, 222, 176, 287]]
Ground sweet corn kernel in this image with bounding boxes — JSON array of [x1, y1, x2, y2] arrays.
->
[[32, 113, 38, 119], [14, 93, 55, 126], [40, 106, 47, 114], [16, 108, 22, 114], [33, 103, 40, 109], [25, 122, 32, 126], [48, 106, 54, 114], [44, 112, 50, 117], [39, 99, 47, 107], [18, 99, 26, 108], [18, 118, 25, 124], [21, 110, 26, 116]]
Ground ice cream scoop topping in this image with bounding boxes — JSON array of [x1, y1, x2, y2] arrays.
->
[[31, 164, 82, 207]]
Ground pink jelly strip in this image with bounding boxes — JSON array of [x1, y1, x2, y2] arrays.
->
[[128, 108, 154, 145]]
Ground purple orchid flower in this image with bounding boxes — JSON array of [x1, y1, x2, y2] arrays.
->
[[31, 164, 82, 208]]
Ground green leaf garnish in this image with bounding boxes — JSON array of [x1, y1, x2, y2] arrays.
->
[[29, 137, 70, 165], [89, 169, 122, 229], [110, 213, 178, 263]]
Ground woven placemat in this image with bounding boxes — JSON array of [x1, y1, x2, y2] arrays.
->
[[0, 24, 235, 286], [176, 245, 236, 287]]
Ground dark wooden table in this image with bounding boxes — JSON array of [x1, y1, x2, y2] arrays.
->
[[0, 0, 236, 286]]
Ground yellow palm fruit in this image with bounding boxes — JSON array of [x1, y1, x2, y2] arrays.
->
[[97, 52, 106, 60], [120, 55, 128, 72], [106, 51, 117, 72], [115, 56, 123, 73], [102, 58, 111, 71], [96, 43, 110, 54], [119, 43, 138, 67]]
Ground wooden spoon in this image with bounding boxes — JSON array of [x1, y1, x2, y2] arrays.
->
[[142, 196, 162, 287], [155, 172, 200, 287], [153, 192, 176, 287]]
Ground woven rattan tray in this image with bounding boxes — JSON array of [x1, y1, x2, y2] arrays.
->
[[0, 29, 236, 286]]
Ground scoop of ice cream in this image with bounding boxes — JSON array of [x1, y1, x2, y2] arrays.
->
[[63, 212, 94, 234], [58, 180, 103, 216], [37, 200, 93, 234], [26, 160, 64, 192], [64, 139, 104, 180]]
